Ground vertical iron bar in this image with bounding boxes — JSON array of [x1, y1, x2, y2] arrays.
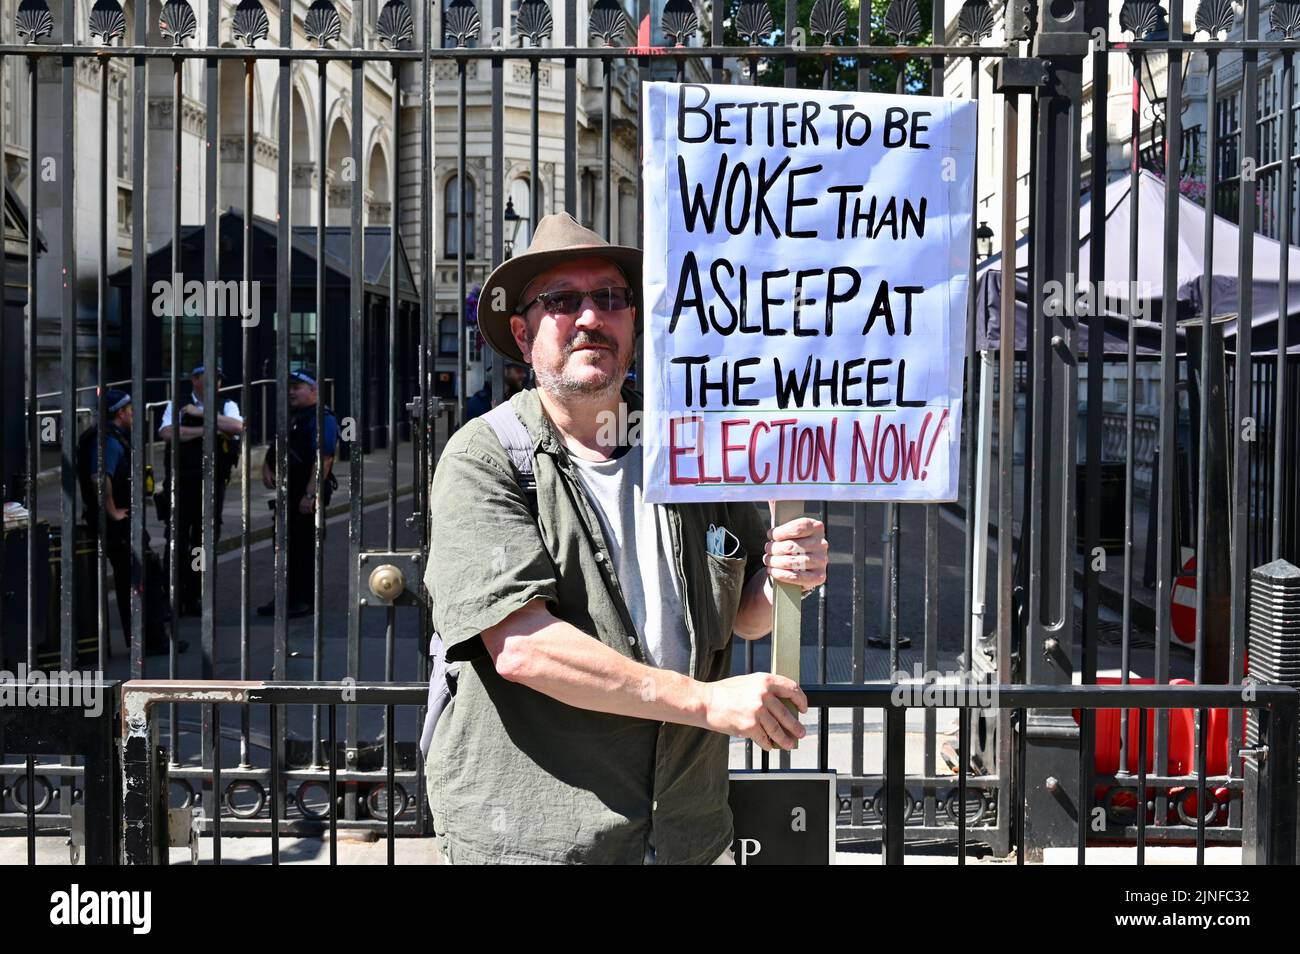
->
[[387, 56, 401, 689], [167, 53, 182, 701], [347, 5, 366, 794], [329, 702, 338, 864], [274, 0, 294, 840], [958, 704, 968, 863], [884, 704, 904, 865], [1078, 9, 1108, 866], [1015, 707, 1025, 865], [491, 0, 504, 410], [386, 703, 396, 864], [270, 700, 280, 864], [818, 502, 828, 772], [1274, 51, 1292, 560], [96, 56, 109, 675], [565, 0, 576, 212], [313, 53, 328, 768], [129, 0, 147, 679], [25, 755, 35, 864], [457, 59, 467, 427], [1077, 708, 1089, 864], [1153, 2, 1185, 831], [416, 0, 435, 840], [923, 502, 938, 828], [1228, 1, 1260, 819], [24, 48, 37, 678], [995, 90, 1018, 859], [1120, 50, 1141, 779], [240, 55, 254, 768], [58, 0, 75, 679], [1195, 53, 1219, 690], [1137, 705, 1147, 864], [201, 0, 221, 805], [850, 501, 865, 827], [961, 56, 981, 680], [602, 56, 611, 238], [211, 702, 221, 865], [1196, 705, 1207, 863]]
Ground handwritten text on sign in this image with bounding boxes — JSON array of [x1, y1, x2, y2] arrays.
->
[[642, 82, 976, 503]]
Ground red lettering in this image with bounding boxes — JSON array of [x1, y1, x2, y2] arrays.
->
[[720, 418, 750, 483], [795, 428, 814, 481], [669, 415, 701, 484], [899, 411, 931, 481], [850, 416, 880, 482], [748, 420, 771, 483], [879, 423, 900, 482], [815, 419, 837, 481]]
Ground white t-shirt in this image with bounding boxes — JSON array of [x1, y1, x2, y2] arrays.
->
[[158, 392, 243, 436], [570, 444, 692, 676]]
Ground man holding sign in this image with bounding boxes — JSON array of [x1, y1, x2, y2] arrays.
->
[[422, 211, 828, 865]]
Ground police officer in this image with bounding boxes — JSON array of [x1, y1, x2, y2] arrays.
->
[[77, 390, 185, 654], [258, 369, 338, 618], [157, 362, 244, 616]]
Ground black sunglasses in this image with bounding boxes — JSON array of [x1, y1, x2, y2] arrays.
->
[[516, 286, 634, 317]]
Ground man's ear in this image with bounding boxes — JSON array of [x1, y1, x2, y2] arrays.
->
[[510, 314, 533, 363]]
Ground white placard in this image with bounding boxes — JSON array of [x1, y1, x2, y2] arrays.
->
[[642, 81, 976, 503]]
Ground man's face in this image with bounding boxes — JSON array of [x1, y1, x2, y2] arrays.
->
[[508, 256, 635, 400], [114, 405, 134, 430], [192, 372, 221, 399], [288, 380, 317, 409]]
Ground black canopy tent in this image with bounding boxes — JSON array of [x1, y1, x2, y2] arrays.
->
[[109, 208, 420, 452]]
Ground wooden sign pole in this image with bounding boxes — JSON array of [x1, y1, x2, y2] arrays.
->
[[771, 499, 804, 738]]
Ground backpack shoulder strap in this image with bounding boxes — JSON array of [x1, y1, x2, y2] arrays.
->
[[481, 401, 536, 496]]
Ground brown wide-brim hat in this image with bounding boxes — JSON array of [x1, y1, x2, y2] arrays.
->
[[477, 211, 642, 363]]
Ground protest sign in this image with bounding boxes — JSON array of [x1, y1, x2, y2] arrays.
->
[[641, 81, 977, 504]]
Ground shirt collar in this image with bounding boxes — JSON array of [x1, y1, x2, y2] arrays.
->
[[513, 382, 644, 464]]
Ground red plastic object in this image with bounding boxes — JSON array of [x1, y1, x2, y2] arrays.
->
[[1071, 678, 1228, 777]]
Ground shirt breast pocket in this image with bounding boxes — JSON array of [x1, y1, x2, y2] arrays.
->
[[704, 547, 748, 655]]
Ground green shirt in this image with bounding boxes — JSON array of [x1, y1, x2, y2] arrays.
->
[[423, 386, 769, 864]]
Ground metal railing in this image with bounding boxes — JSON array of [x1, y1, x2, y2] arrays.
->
[[106, 679, 1297, 864]]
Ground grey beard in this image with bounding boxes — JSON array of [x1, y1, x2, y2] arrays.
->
[[532, 360, 627, 398]]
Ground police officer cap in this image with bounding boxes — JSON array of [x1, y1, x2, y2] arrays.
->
[[191, 361, 223, 378], [104, 388, 131, 415], [288, 368, 318, 389]]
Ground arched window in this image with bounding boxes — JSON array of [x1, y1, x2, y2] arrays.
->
[[444, 175, 476, 258]]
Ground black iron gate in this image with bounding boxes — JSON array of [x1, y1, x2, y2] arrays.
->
[[0, 0, 1297, 863]]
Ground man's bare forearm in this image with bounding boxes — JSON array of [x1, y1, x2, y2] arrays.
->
[[487, 600, 710, 729], [732, 570, 774, 640]]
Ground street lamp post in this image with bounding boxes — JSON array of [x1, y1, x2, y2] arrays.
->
[[503, 196, 526, 259], [1136, 28, 1189, 171], [975, 220, 994, 260]]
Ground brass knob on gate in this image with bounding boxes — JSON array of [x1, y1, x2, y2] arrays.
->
[[368, 564, 405, 603]]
